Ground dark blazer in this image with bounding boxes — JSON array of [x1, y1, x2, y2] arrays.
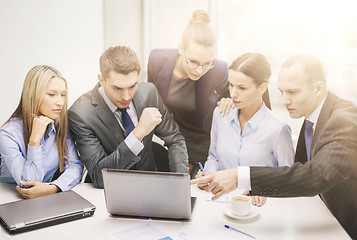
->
[[147, 49, 229, 133], [250, 92, 357, 238], [68, 82, 189, 188]]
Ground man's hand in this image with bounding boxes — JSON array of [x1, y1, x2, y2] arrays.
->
[[29, 115, 54, 146], [243, 189, 266, 207], [217, 98, 233, 116], [132, 108, 162, 141], [16, 181, 59, 199], [191, 168, 238, 200]]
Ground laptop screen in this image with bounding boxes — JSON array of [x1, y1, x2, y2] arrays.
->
[[102, 169, 194, 220]]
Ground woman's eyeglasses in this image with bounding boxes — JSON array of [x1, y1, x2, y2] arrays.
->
[[184, 55, 214, 70]]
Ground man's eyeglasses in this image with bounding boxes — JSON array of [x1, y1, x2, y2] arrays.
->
[[184, 55, 214, 70]]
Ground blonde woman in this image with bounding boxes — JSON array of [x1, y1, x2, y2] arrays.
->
[[148, 10, 229, 175], [0, 65, 83, 198]]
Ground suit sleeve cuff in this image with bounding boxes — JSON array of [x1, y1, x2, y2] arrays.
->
[[238, 166, 251, 190], [124, 132, 144, 156]]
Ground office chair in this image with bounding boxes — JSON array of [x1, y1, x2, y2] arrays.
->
[[152, 141, 170, 172]]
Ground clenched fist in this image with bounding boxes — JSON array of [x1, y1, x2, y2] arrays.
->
[[132, 107, 162, 141]]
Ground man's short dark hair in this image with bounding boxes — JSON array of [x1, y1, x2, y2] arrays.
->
[[100, 46, 141, 78]]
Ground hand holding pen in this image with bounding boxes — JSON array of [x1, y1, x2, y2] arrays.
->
[[195, 162, 211, 190], [198, 162, 205, 176]]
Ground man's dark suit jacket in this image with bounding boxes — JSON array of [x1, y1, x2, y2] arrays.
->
[[147, 48, 229, 133], [250, 92, 357, 238], [68, 82, 189, 188]]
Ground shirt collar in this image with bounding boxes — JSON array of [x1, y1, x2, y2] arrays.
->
[[227, 107, 239, 124], [99, 86, 134, 112], [228, 103, 267, 130], [44, 122, 56, 140], [306, 95, 327, 126], [246, 103, 267, 130]]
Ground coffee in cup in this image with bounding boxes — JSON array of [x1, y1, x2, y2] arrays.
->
[[230, 195, 252, 216]]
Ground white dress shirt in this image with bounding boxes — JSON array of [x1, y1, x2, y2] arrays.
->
[[0, 118, 83, 191], [205, 105, 294, 173], [238, 95, 328, 190]]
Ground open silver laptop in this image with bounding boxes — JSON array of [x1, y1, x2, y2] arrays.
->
[[102, 169, 196, 220], [0, 190, 95, 234]]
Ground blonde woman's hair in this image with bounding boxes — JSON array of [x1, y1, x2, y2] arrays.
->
[[181, 10, 216, 49], [100, 46, 141, 78], [6, 65, 69, 172]]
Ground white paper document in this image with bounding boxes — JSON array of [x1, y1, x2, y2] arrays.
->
[[106, 221, 174, 240]]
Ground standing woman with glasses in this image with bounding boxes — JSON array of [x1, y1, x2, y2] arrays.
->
[[0, 65, 83, 198], [148, 10, 229, 176]]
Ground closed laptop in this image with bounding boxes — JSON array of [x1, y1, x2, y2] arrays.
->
[[0, 190, 95, 234], [102, 169, 196, 220]]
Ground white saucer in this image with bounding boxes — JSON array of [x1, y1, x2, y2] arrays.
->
[[224, 206, 260, 220]]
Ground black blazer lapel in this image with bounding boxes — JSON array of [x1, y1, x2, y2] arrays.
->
[[295, 120, 308, 164], [311, 92, 335, 158], [155, 51, 177, 102], [296, 92, 335, 163]]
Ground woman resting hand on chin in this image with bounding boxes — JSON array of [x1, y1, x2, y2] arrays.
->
[[0, 65, 83, 198]]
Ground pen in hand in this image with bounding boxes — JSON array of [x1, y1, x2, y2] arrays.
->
[[198, 162, 205, 176], [197, 162, 210, 187], [224, 225, 256, 239]]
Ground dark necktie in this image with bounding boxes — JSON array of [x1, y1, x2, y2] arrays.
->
[[118, 108, 135, 135], [304, 120, 314, 161]]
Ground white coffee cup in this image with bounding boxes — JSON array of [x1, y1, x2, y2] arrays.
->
[[230, 195, 252, 216]]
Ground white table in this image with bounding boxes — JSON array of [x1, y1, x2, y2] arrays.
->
[[0, 183, 350, 240]]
